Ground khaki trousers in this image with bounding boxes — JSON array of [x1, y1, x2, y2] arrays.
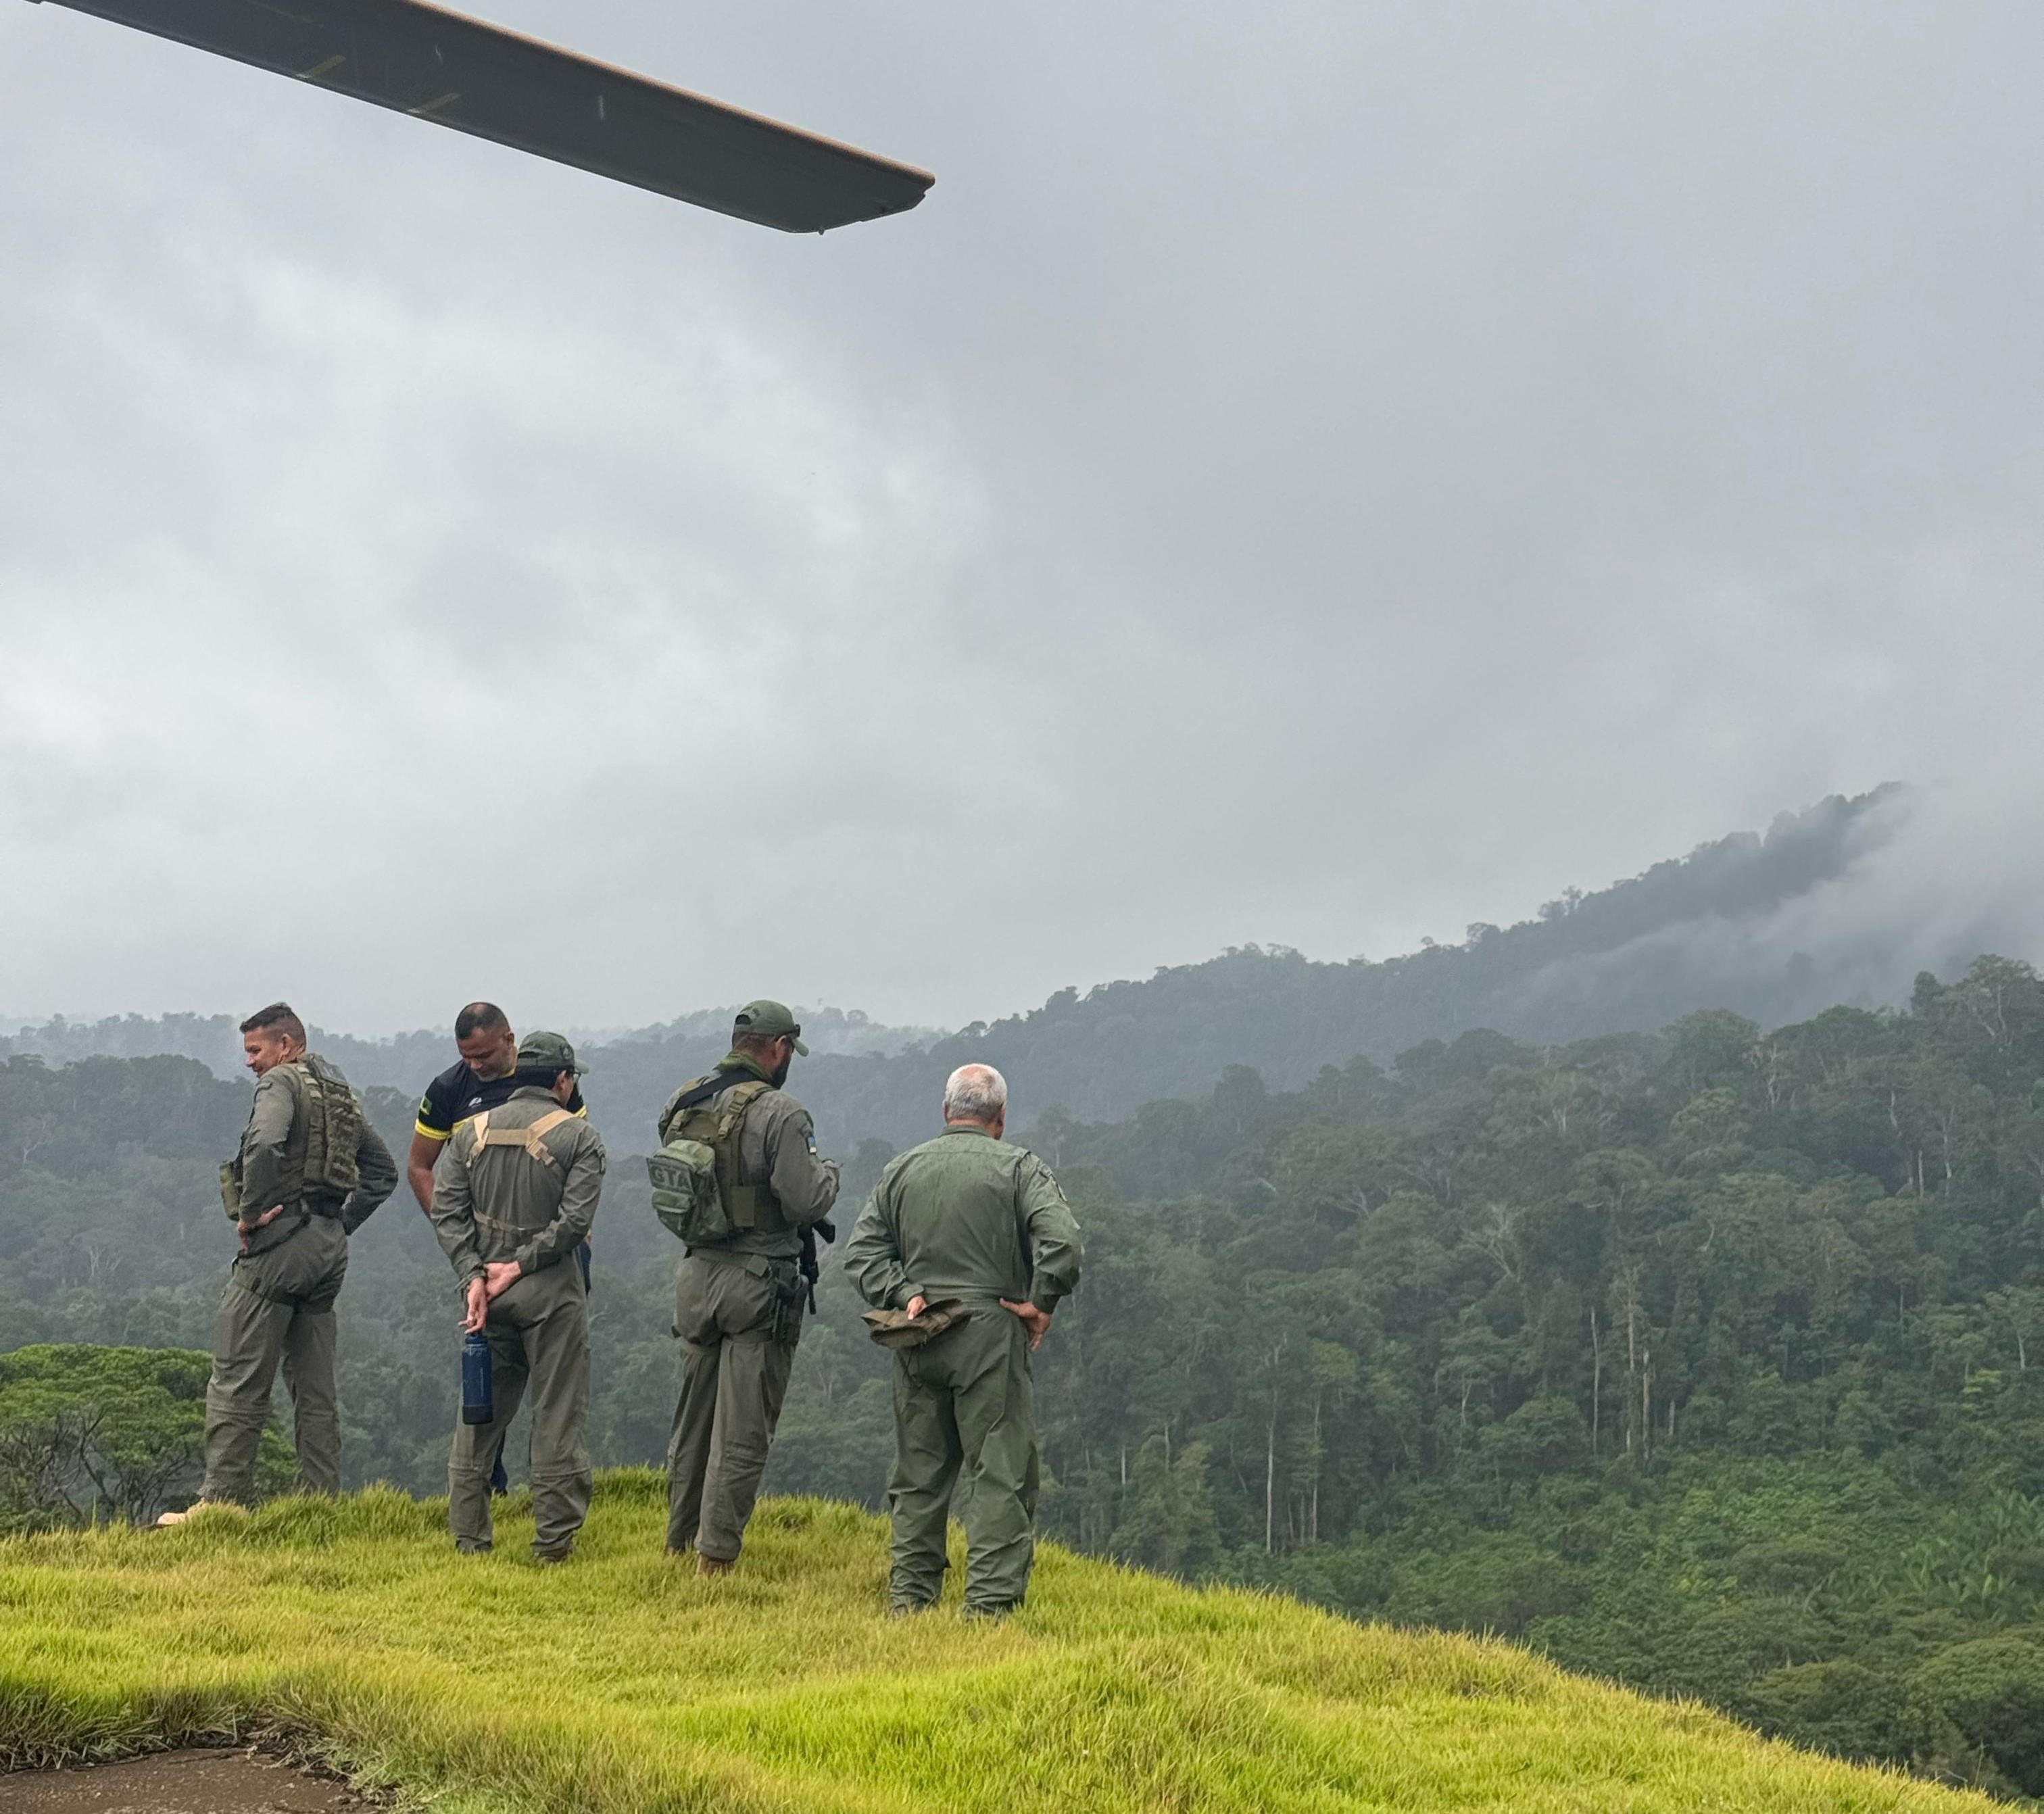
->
[[200, 1215, 348, 1504], [447, 1261, 592, 1556], [665, 1250, 803, 1561], [887, 1307, 1039, 1613]]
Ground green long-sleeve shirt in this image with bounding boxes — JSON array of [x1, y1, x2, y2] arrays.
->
[[429, 1085, 606, 1288], [845, 1123, 1083, 1313]]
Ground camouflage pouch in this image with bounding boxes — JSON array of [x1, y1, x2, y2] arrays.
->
[[862, 1298, 972, 1351], [295, 1056, 362, 1196], [648, 1137, 732, 1245]]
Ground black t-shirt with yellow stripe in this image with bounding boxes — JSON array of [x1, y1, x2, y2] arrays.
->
[[416, 1062, 587, 1142]]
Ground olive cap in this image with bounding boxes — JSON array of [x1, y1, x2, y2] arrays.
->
[[516, 1030, 586, 1076], [734, 1000, 808, 1056]]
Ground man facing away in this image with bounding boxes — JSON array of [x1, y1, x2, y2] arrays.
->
[[407, 1000, 592, 1494], [844, 1062, 1082, 1617], [160, 1002, 397, 1522], [427, 1031, 605, 1561], [660, 1000, 840, 1573]]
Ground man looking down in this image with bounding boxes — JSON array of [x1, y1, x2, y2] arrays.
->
[[845, 1062, 1082, 1617], [427, 1031, 606, 1561], [660, 1000, 840, 1573], [161, 1002, 397, 1522], [407, 1001, 587, 1212]]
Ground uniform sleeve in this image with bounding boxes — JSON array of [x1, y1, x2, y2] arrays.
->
[[762, 1097, 840, 1227], [1021, 1155, 1084, 1312], [426, 1133, 486, 1288], [343, 1116, 399, 1233], [513, 1128, 606, 1275], [237, 1070, 299, 1219], [844, 1171, 913, 1310]]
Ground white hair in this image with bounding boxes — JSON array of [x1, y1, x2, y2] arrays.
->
[[943, 1063, 1008, 1124]]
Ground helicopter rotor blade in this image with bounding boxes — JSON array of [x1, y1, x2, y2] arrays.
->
[[28, 0, 934, 232]]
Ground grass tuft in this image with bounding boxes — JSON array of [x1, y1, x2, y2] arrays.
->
[[0, 1473, 1993, 1811]]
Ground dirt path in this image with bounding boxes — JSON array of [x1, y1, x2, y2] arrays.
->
[[0, 1748, 381, 1814]]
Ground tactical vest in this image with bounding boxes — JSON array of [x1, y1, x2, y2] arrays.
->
[[219, 1053, 363, 1219], [656, 1073, 788, 1235], [464, 1107, 576, 1169], [459, 1106, 577, 1240]]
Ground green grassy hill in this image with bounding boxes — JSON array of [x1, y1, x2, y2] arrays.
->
[[0, 1472, 1989, 1813]]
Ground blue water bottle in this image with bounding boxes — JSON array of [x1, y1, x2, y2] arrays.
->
[[461, 1329, 495, 1426]]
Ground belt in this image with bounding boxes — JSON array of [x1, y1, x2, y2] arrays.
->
[[473, 1210, 540, 1235], [685, 1245, 792, 1279]]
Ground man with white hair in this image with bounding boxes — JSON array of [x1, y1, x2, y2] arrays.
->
[[844, 1061, 1083, 1617]]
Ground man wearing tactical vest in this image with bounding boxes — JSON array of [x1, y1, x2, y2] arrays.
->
[[658, 1000, 840, 1573], [160, 1002, 398, 1522], [844, 1062, 1083, 1617], [427, 1031, 606, 1561]]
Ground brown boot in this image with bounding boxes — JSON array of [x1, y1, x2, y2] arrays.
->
[[154, 1502, 246, 1527], [697, 1552, 735, 1577]]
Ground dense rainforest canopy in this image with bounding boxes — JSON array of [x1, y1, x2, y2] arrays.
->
[[11, 949, 2044, 1793]]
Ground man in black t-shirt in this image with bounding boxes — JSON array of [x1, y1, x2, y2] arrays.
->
[[408, 1002, 587, 1212]]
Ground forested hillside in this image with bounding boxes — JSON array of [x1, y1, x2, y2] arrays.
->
[[13, 953, 2044, 1790], [0, 787, 1932, 1144]]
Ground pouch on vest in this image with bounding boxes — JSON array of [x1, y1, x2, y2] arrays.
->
[[289, 1056, 364, 1196], [648, 1075, 777, 1242], [648, 1137, 731, 1245]]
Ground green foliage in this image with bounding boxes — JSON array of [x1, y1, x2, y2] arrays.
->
[[22, 943, 2044, 1792], [0, 1344, 289, 1529], [0, 1475, 1995, 1813]]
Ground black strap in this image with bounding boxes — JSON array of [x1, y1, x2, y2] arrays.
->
[[662, 1065, 760, 1131]]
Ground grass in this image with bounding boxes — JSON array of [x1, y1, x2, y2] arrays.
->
[[0, 1469, 1993, 1813]]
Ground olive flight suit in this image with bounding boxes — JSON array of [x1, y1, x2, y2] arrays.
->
[[662, 1054, 840, 1562], [201, 1054, 397, 1504], [844, 1125, 1082, 1615], [429, 1086, 606, 1557]]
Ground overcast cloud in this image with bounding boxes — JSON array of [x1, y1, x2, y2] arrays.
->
[[2, 1, 2041, 1034]]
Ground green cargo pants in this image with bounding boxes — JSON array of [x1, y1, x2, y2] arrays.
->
[[887, 1306, 1039, 1614], [448, 1261, 591, 1558], [665, 1250, 803, 1561], [200, 1213, 348, 1504]]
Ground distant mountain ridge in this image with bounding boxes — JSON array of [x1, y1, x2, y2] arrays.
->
[[0, 1006, 940, 1097], [1, 785, 1955, 1148]]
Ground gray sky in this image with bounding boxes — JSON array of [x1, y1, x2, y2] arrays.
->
[[2, 1, 2041, 1034]]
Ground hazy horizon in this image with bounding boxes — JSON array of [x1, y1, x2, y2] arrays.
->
[[5, 3, 2042, 1033]]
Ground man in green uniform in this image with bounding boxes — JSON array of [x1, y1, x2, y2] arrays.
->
[[845, 1062, 1082, 1617], [660, 1000, 840, 1573], [427, 1031, 606, 1560], [161, 1002, 397, 1521]]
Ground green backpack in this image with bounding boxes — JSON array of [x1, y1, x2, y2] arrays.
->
[[648, 1074, 774, 1244]]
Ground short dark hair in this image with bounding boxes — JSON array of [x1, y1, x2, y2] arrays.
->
[[455, 1002, 509, 1041], [731, 1029, 783, 1060], [240, 1002, 306, 1043]]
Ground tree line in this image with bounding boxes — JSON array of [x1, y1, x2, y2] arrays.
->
[[11, 952, 2044, 1792]]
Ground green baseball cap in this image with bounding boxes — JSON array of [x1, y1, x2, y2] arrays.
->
[[516, 1031, 587, 1076], [733, 1000, 808, 1056]]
